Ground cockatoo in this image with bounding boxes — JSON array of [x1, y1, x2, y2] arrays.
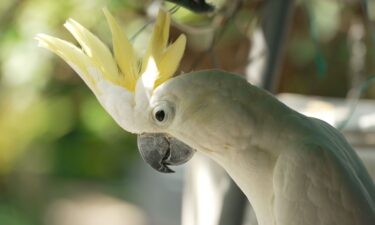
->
[[36, 9, 375, 225]]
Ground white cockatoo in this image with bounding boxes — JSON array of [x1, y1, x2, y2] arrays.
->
[[36, 9, 375, 225]]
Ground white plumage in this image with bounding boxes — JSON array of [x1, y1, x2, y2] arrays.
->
[[152, 70, 375, 225], [36, 10, 375, 222]]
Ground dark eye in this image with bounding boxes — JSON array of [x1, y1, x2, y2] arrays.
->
[[152, 102, 174, 126], [155, 110, 165, 122]]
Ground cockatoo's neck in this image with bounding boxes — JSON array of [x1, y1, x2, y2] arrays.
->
[[175, 87, 294, 225], [199, 102, 301, 225], [203, 122, 282, 225]]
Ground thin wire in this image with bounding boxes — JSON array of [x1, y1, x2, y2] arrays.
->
[[189, 1, 243, 70], [337, 0, 375, 130], [130, 5, 181, 42], [337, 76, 375, 130], [130, 20, 153, 42], [169, 5, 181, 14]]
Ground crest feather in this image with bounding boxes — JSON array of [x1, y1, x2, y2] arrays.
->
[[104, 8, 139, 91]]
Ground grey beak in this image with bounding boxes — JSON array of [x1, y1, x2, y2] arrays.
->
[[137, 133, 195, 173]]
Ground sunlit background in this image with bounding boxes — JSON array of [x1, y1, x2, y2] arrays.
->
[[0, 0, 374, 225]]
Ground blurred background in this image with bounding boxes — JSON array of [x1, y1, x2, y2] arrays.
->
[[0, 0, 374, 225]]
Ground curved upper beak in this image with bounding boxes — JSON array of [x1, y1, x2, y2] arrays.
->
[[137, 133, 195, 173]]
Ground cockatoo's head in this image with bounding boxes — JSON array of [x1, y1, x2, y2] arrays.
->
[[36, 8, 196, 173]]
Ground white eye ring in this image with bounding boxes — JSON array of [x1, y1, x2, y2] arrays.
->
[[152, 102, 174, 126]]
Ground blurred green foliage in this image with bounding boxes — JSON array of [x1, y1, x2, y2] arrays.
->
[[0, 0, 374, 224], [0, 0, 143, 224]]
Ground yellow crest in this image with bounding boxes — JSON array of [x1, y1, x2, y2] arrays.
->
[[36, 8, 186, 93]]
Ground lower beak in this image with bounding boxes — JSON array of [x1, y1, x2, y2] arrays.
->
[[137, 133, 195, 173]]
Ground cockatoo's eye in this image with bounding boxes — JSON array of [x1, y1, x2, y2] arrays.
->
[[155, 110, 165, 122], [152, 102, 175, 126]]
